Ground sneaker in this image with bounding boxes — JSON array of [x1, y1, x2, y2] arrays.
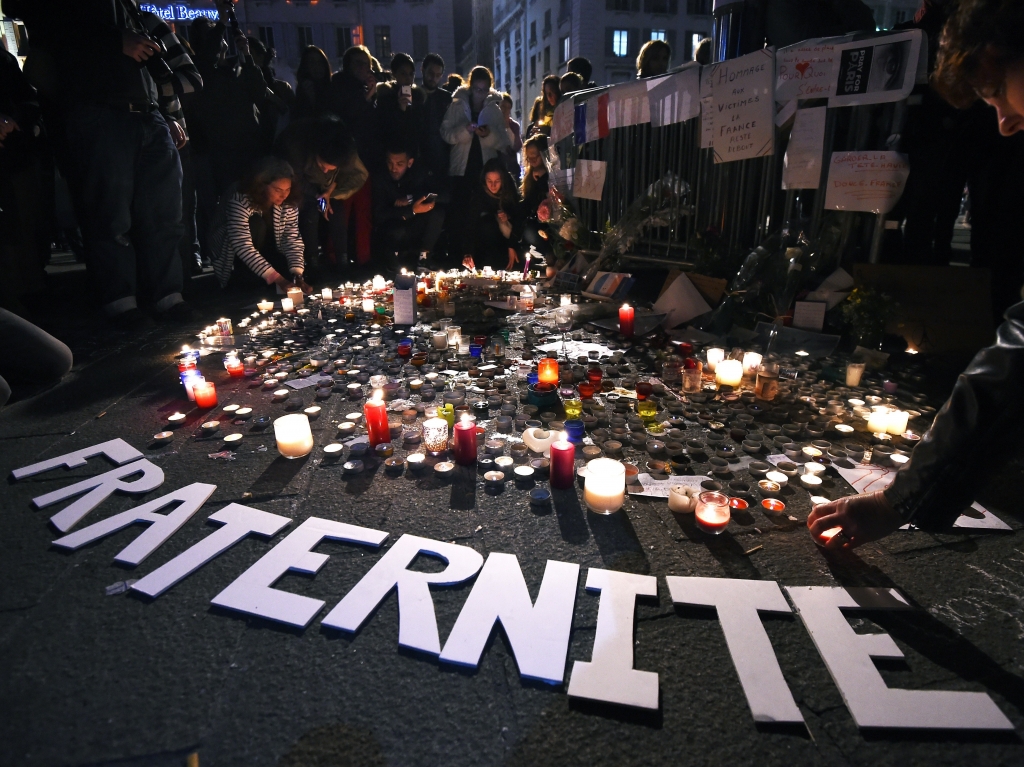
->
[[156, 301, 202, 324], [108, 307, 156, 329]]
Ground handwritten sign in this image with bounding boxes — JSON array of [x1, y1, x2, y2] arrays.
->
[[775, 36, 848, 103], [607, 80, 650, 129], [823, 151, 910, 214], [573, 159, 607, 201], [782, 106, 827, 189], [710, 48, 775, 164], [551, 98, 575, 143]]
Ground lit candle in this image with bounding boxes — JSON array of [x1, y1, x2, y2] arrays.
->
[[181, 370, 203, 401], [273, 413, 314, 458], [867, 407, 891, 434], [193, 381, 218, 409], [618, 304, 635, 338], [885, 410, 909, 436], [845, 362, 865, 387], [549, 435, 575, 489], [453, 414, 478, 465], [741, 351, 762, 377], [286, 286, 304, 307], [695, 491, 730, 534], [225, 358, 245, 378], [583, 458, 626, 514], [321, 287, 333, 301], [257, 299, 274, 312], [432, 332, 448, 349], [363, 390, 391, 447], [715, 359, 743, 388], [706, 347, 725, 373], [280, 297, 294, 313], [446, 324, 461, 345], [423, 417, 449, 454], [372, 274, 387, 291], [362, 297, 375, 313], [537, 358, 559, 386]]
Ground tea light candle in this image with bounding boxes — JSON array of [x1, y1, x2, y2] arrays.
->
[[168, 412, 186, 426], [741, 352, 762, 376], [801, 446, 822, 461], [618, 304, 635, 338], [695, 491, 730, 534], [323, 442, 344, 459], [153, 431, 173, 444], [706, 347, 725, 373], [537, 358, 559, 386], [193, 381, 218, 409], [800, 473, 823, 489], [453, 415, 478, 465], [484, 470, 505, 486], [765, 470, 788, 487], [281, 297, 294, 313], [834, 423, 854, 434], [549, 436, 575, 489], [223, 432, 243, 446], [804, 461, 827, 476], [257, 299, 274, 312], [715, 359, 743, 388], [272, 388, 290, 402], [889, 453, 910, 468], [406, 452, 426, 470], [583, 457, 626, 513], [363, 390, 391, 446], [200, 420, 220, 435], [274, 413, 314, 458]]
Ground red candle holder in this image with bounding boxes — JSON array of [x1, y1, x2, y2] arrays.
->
[[618, 304, 635, 338], [193, 381, 218, 409], [537, 358, 559, 386], [586, 368, 603, 386], [226, 361, 245, 378], [577, 382, 595, 400], [635, 380, 653, 401], [363, 392, 391, 446], [550, 439, 575, 489], [453, 416, 478, 465]]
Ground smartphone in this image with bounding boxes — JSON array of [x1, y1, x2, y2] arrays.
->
[[401, 85, 412, 98], [317, 198, 327, 213], [424, 193, 438, 203]]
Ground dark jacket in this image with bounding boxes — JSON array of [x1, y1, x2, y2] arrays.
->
[[375, 81, 426, 156], [275, 118, 368, 200], [462, 190, 524, 265], [371, 163, 437, 227], [0, 47, 41, 171], [190, 54, 266, 156], [326, 72, 382, 171], [420, 86, 452, 179], [522, 170, 550, 218], [884, 300, 1024, 530]]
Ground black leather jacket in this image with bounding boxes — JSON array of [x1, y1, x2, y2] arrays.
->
[[884, 299, 1024, 530]]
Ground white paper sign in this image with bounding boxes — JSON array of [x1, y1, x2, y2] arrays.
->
[[573, 159, 608, 201], [824, 151, 910, 214], [551, 98, 575, 143], [647, 65, 701, 128], [792, 300, 826, 331], [700, 65, 714, 149], [775, 36, 848, 102], [652, 272, 712, 329], [829, 30, 923, 108], [711, 48, 775, 163], [630, 473, 706, 498], [607, 79, 650, 129], [782, 106, 827, 189]]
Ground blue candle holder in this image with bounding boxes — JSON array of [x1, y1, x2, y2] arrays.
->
[[564, 419, 585, 444]]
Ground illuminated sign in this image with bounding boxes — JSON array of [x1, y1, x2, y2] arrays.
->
[[139, 4, 220, 21]]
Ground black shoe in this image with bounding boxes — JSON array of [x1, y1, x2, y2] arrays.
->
[[108, 307, 156, 330], [157, 301, 202, 324]]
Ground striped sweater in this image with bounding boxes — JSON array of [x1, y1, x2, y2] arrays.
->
[[211, 193, 305, 288], [140, 10, 202, 135]]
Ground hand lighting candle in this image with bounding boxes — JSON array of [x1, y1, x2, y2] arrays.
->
[[583, 458, 626, 514], [453, 414, 478, 465], [363, 390, 391, 447], [618, 304, 635, 338], [273, 413, 314, 458], [549, 434, 575, 489]]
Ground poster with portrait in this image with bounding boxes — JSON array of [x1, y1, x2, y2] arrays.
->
[[775, 35, 852, 103], [828, 29, 923, 108]]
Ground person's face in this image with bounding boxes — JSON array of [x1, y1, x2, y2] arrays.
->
[[544, 83, 558, 106], [387, 152, 413, 180], [422, 63, 444, 90], [306, 55, 328, 80], [484, 171, 503, 196], [267, 179, 291, 207], [470, 78, 490, 106], [348, 53, 372, 82], [316, 157, 338, 174], [983, 60, 1024, 136], [394, 64, 415, 87], [525, 145, 543, 170], [642, 47, 670, 77]]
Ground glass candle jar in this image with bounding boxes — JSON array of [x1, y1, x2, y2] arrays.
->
[[755, 361, 780, 401], [583, 457, 626, 514], [695, 491, 730, 534]]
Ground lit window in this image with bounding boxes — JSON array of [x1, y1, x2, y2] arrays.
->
[[613, 29, 629, 57], [650, 30, 667, 41]]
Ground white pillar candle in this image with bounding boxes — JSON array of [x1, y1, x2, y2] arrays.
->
[[286, 286, 304, 306], [583, 458, 626, 514], [372, 275, 387, 291], [706, 347, 725, 373], [422, 417, 449, 453], [321, 287, 333, 300], [741, 351, 763, 376], [362, 297, 375, 313], [845, 362, 866, 387], [867, 407, 891, 434], [280, 297, 294, 313], [885, 410, 909, 436], [715, 359, 743, 388], [273, 414, 314, 459], [257, 299, 274, 312], [432, 332, 448, 349]]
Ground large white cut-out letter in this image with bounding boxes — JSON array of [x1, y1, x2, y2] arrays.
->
[[439, 554, 580, 684], [51, 482, 217, 565], [566, 568, 659, 710], [33, 459, 165, 533], [321, 534, 484, 654], [211, 517, 388, 628], [131, 504, 291, 598], [12, 438, 143, 480], [667, 576, 803, 724], [786, 586, 1013, 730]]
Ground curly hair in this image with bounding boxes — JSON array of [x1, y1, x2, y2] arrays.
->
[[240, 157, 301, 208], [933, 0, 1024, 107]]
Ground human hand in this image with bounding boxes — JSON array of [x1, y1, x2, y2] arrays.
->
[[394, 197, 412, 207], [398, 91, 413, 111], [273, 274, 294, 291], [807, 491, 904, 550], [497, 210, 509, 224], [462, 256, 476, 270], [466, 123, 478, 135], [365, 76, 378, 100], [168, 120, 187, 149], [293, 275, 313, 294], [412, 196, 435, 215], [0, 114, 20, 146], [319, 195, 333, 220], [475, 125, 491, 138], [233, 31, 250, 57], [122, 30, 160, 62], [506, 248, 519, 270]]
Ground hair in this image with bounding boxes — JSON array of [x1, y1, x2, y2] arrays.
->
[[480, 157, 520, 206], [342, 45, 372, 73], [567, 56, 593, 84], [559, 72, 583, 94], [390, 52, 415, 75], [694, 37, 712, 65], [240, 157, 300, 207], [933, 0, 1024, 107], [637, 39, 672, 76], [446, 73, 464, 90], [312, 115, 357, 166], [520, 134, 550, 198], [297, 46, 332, 84], [500, 92, 513, 106], [385, 143, 415, 159], [370, 56, 383, 73], [530, 75, 561, 122], [468, 65, 494, 88], [422, 52, 445, 71]]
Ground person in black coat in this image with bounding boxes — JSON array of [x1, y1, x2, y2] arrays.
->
[[372, 145, 444, 270], [461, 158, 524, 271]]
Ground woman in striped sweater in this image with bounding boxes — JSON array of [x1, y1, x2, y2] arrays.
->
[[212, 157, 312, 293]]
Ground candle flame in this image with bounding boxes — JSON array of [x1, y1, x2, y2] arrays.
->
[[795, 350, 809, 357], [559, 431, 568, 442], [372, 390, 384, 403], [460, 413, 472, 423]]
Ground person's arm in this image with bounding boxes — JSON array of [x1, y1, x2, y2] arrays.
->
[[277, 204, 306, 280], [479, 103, 511, 152], [372, 175, 413, 224], [330, 154, 369, 200], [440, 99, 472, 146], [141, 13, 203, 99], [224, 195, 280, 284]]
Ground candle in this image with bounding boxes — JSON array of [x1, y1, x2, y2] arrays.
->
[[181, 370, 203, 401], [273, 413, 314, 459], [286, 286, 304, 307], [537, 358, 559, 386], [257, 299, 274, 312], [741, 351, 762, 377], [618, 304, 635, 338], [706, 347, 725, 373], [226, 359, 245, 378], [549, 436, 575, 489], [193, 381, 218, 409], [281, 297, 294, 313], [715, 359, 743, 388], [583, 458, 626, 514], [845, 362, 865, 387], [321, 287, 333, 301], [372, 274, 387, 291], [423, 417, 449, 453], [363, 390, 391, 447], [453, 415, 478, 465], [695, 491, 730, 534], [885, 410, 909, 436], [867, 407, 891, 434], [432, 332, 448, 349]]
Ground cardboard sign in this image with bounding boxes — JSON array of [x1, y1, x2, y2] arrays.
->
[[710, 48, 775, 163], [824, 151, 910, 214], [829, 30, 923, 108], [782, 106, 827, 189]]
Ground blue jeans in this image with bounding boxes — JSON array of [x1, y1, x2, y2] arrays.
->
[[64, 104, 184, 314]]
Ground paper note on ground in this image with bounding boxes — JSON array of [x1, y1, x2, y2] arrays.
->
[[805, 267, 854, 310], [653, 272, 712, 329], [782, 106, 827, 189], [631, 473, 706, 498], [285, 374, 333, 390], [573, 159, 608, 201], [824, 151, 910, 214]]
